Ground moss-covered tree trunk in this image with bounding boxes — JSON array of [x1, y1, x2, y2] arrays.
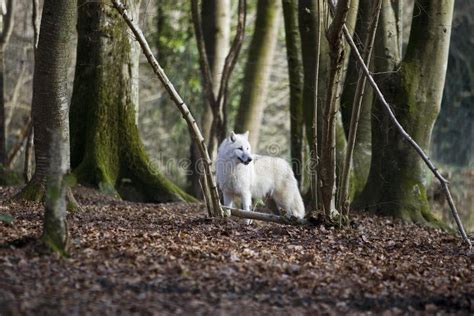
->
[[70, 0, 193, 203], [234, 0, 281, 148], [43, 132, 69, 256], [37, 0, 73, 255], [340, 0, 374, 199], [358, 0, 454, 224], [16, 0, 75, 202], [282, 0, 304, 186]]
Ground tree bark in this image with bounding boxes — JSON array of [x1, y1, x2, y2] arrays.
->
[[201, 0, 230, 140], [70, 0, 194, 203], [358, 0, 455, 224], [0, 0, 14, 166], [43, 131, 69, 256], [282, 0, 304, 187], [16, 0, 75, 202], [234, 0, 281, 148], [319, 0, 351, 216], [13, 2, 72, 252]]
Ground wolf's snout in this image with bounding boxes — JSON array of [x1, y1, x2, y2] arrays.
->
[[244, 157, 252, 165]]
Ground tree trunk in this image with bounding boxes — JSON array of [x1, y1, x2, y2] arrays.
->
[[201, 0, 230, 139], [70, 0, 194, 203], [340, 0, 374, 199], [16, 0, 79, 227], [190, 0, 230, 197], [282, 0, 304, 187], [298, 0, 357, 201], [298, 0, 325, 164], [234, 0, 281, 148], [0, 0, 14, 167], [16, 0, 75, 202], [358, 0, 454, 224], [43, 131, 69, 255]]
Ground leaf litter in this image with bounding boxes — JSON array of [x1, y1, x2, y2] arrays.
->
[[0, 186, 472, 315]]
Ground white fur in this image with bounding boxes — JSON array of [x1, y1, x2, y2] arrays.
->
[[216, 132, 305, 224]]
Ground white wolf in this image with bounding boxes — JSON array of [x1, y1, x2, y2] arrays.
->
[[216, 131, 305, 224]]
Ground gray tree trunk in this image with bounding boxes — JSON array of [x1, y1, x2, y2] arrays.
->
[[201, 0, 230, 141], [17, 0, 75, 202], [234, 0, 282, 148], [282, 0, 304, 187], [27, 0, 76, 254]]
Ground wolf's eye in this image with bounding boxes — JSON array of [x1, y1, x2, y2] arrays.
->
[[238, 146, 243, 150]]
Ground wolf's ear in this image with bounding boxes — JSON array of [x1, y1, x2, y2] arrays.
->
[[243, 131, 249, 139], [230, 131, 236, 142]]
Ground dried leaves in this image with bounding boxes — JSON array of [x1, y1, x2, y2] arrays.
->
[[0, 186, 472, 314]]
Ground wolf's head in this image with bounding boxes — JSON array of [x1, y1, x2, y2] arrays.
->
[[220, 131, 253, 165]]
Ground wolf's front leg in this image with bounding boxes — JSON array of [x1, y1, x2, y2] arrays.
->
[[241, 193, 253, 225], [223, 192, 234, 208]]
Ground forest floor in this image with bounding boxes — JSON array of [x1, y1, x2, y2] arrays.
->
[[0, 186, 473, 315]]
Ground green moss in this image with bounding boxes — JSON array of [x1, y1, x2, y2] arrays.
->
[[41, 229, 69, 257], [15, 181, 45, 202], [0, 166, 23, 186]]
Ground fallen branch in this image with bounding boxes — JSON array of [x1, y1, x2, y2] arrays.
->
[[338, 20, 472, 248], [222, 206, 309, 226], [112, 0, 225, 218]]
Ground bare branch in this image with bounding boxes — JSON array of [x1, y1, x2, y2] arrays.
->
[[23, 127, 33, 182], [112, 0, 225, 218], [6, 59, 29, 129], [32, 0, 39, 49], [311, 0, 322, 211], [6, 118, 31, 168], [0, 0, 15, 46]]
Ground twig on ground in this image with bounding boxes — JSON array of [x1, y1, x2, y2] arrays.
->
[[222, 206, 309, 226]]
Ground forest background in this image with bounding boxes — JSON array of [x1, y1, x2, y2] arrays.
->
[[1, 0, 472, 231]]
